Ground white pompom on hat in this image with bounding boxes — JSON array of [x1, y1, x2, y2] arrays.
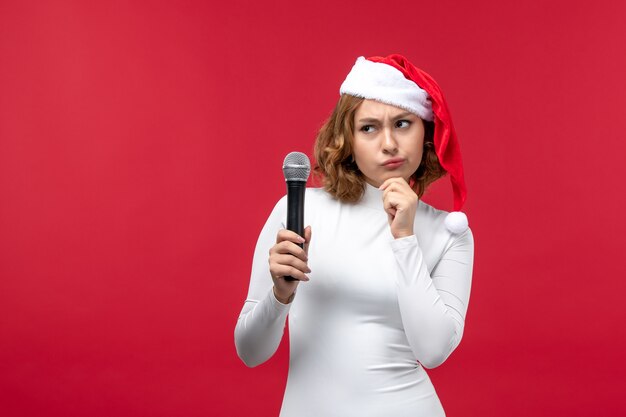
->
[[340, 54, 469, 234]]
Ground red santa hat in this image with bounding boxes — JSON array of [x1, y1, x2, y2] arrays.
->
[[340, 55, 469, 234]]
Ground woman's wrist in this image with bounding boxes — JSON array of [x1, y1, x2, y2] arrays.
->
[[273, 286, 295, 304], [392, 230, 414, 239]]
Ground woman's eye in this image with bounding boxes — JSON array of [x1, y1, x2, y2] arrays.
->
[[396, 120, 411, 128], [360, 125, 375, 133]]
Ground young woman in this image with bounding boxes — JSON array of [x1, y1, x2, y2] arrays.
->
[[235, 55, 474, 417]]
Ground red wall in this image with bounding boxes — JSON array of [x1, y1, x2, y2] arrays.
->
[[1, 1, 625, 416]]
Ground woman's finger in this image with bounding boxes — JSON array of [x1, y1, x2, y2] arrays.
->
[[379, 177, 411, 191], [270, 263, 310, 282], [303, 226, 312, 254], [275, 228, 306, 245], [271, 253, 311, 273], [270, 240, 308, 262]]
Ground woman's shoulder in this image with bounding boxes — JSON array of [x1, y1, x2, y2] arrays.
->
[[305, 187, 337, 207], [416, 200, 473, 240], [306, 186, 333, 197], [416, 199, 448, 222]]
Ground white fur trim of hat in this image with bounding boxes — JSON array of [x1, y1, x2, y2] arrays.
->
[[339, 57, 434, 122]]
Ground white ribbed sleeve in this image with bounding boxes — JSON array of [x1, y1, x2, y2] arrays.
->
[[391, 231, 474, 368]]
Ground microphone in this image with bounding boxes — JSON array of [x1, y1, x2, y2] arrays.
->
[[282, 152, 311, 281]]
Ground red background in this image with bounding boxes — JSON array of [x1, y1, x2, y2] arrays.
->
[[1, 1, 625, 416]]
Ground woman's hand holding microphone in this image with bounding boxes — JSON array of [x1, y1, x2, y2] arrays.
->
[[269, 226, 312, 304]]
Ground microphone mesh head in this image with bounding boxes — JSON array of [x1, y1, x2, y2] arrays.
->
[[282, 152, 311, 182]]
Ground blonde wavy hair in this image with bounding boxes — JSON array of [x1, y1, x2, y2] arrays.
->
[[313, 94, 447, 203]]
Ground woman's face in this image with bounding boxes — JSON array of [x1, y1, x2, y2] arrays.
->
[[352, 99, 425, 187]]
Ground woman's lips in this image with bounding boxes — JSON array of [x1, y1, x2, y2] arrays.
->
[[382, 158, 405, 169]]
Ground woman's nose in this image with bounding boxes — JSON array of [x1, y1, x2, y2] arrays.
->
[[382, 128, 398, 153]]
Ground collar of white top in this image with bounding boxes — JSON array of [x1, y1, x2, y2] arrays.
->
[[358, 182, 391, 211]]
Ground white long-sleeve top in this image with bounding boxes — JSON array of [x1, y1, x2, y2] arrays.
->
[[235, 183, 474, 417]]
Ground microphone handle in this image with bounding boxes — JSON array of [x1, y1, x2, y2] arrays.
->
[[285, 181, 306, 281]]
